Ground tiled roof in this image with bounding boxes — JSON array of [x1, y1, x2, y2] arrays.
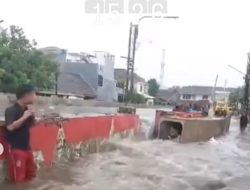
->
[[58, 72, 96, 98], [114, 68, 145, 83], [179, 86, 236, 95]]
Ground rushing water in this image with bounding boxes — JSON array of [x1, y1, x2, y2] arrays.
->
[[1, 109, 250, 190]]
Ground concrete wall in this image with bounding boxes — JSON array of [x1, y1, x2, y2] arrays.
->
[[95, 52, 117, 102], [97, 79, 117, 102]]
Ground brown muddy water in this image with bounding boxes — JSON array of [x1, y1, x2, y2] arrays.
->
[[1, 109, 250, 190]]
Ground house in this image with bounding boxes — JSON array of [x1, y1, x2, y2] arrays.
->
[[114, 68, 155, 104], [156, 88, 180, 105], [179, 86, 235, 102], [114, 68, 148, 94], [66, 52, 82, 62], [66, 52, 95, 63], [156, 86, 236, 105], [40, 47, 117, 102], [40, 46, 67, 63]]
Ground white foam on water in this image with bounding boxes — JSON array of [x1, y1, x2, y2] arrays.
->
[[209, 136, 219, 144]]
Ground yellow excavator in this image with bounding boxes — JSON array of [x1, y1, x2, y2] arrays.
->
[[212, 75, 233, 117], [214, 101, 233, 116]]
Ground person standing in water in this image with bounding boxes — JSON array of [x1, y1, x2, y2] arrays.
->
[[240, 111, 248, 132], [4, 84, 37, 183]]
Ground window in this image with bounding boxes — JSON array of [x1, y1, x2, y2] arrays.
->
[[140, 85, 143, 92], [99, 65, 103, 72], [98, 75, 103, 87], [183, 94, 192, 100], [202, 95, 208, 100]]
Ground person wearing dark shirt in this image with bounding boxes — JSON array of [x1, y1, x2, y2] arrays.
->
[[240, 111, 248, 132], [5, 84, 37, 183]]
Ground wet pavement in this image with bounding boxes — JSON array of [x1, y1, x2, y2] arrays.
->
[[1, 109, 250, 190]]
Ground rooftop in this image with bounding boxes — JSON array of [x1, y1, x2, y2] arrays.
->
[[58, 72, 96, 98], [114, 68, 146, 83], [179, 86, 236, 95]]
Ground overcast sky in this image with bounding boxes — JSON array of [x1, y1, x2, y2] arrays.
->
[[0, 0, 250, 88]]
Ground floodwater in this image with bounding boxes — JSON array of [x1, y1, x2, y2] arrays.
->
[[1, 109, 250, 190]]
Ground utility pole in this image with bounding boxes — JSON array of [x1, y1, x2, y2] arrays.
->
[[212, 75, 218, 102], [125, 16, 178, 103], [244, 53, 250, 111], [159, 49, 166, 88], [125, 23, 138, 102], [55, 71, 58, 95]]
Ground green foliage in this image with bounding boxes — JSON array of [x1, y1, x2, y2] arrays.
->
[[0, 25, 57, 93], [229, 87, 244, 104], [147, 78, 160, 96], [116, 81, 125, 89], [125, 93, 146, 104]]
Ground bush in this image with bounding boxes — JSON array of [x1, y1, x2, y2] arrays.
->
[[125, 93, 146, 104]]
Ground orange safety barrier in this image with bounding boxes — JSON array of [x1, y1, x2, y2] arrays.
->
[[113, 115, 140, 133], [30, 123, 59, 166], [63, 116, 112, 144], [0, 129, 7, 161]]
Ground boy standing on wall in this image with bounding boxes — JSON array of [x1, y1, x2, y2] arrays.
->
[[5, 84, 37, 183]]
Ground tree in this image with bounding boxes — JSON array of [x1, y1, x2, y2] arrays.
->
[[0, 25, 57, 93], [147, 78, 160, 96], [117, 81, 125, 89], [229, 87, 244, 104]]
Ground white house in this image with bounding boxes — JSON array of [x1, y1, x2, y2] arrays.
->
[[114, 68, 154, 104], [179, 86, 235, 102]]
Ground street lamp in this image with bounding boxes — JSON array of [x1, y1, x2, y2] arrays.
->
[[138, 15, 179, 23], [228, 64, 245, 76], [125, 15, 179, 101]]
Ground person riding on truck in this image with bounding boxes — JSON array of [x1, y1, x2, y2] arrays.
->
[[4, 84, 37, 183]]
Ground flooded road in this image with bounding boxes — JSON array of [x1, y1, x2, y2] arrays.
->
[[1, 109, 250, 190]]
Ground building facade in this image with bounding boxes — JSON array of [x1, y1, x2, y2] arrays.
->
[[114, 68, 148, 95], [179, 86, 234, 102], [157, 86, 235, 105], [40, 47, 117, 102], [94, 51, 117, 102]]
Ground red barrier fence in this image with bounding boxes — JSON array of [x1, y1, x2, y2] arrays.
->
[[113, 115, 140, 133], [30, 123, 59, 166], [0, 129, 7, 161], [63, 116, 112, 144], [0, 114, 140, 166]]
